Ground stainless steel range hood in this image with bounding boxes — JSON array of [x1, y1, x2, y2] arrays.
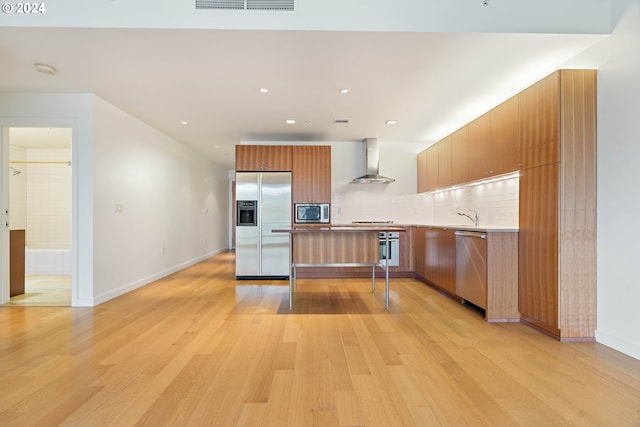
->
[[351, 138, 395, 184]]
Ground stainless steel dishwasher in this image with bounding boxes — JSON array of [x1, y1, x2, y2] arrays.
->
[[455, 231, 487, 309]]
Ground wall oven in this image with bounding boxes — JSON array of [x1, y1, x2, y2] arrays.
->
[[379, 231, 400, 267]]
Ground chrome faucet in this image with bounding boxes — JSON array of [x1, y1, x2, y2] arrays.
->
[[458, 209, 479, 227]]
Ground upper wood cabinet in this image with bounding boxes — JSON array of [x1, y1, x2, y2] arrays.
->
[[450, 126, 469, 185], [437, 136, 453, 188], [417, 145, 439, 193], [490, 95, 519, 175], [235, 145, 292, 171], [417, 150, 428, 193], [292, 145, 331, 204], [518, 71, 560, 169], [425, 145, 439, 192], [467, 112, 491, 181]]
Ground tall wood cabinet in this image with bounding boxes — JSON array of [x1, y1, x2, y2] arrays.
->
[[518, 69, 597, 340]]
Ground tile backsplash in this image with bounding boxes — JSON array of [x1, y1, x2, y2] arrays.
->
[[332, 176, 519, 228]]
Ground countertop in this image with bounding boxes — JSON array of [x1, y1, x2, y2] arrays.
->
[[331, 223, 518, 233], [273, 225, 407, 233], [273, 224, 517, 233]]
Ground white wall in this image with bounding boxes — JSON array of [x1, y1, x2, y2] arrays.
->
[[331, 141, 419, 195], [565, 0, 640, 360], [92, 97, 228, 304]]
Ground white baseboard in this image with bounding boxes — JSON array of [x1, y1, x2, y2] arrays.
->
[[596, 329, 640, 361], [89, 248, 227, 307]]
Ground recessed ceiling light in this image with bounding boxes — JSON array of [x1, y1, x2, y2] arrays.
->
[[34, 63, 57, 75], [260, 88, 269, 93], [386, 120, 398, 125], [286, 119, 296, 124], [181, 121, 188, 125], [339, 89, 350, 94]]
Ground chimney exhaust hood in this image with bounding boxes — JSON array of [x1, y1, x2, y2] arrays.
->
[[352, 138, 395, 184]]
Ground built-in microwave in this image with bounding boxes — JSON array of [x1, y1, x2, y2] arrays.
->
[[294, 203, 330, 224]]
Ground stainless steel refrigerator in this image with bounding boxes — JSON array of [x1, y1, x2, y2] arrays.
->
[[235, 172, 291, 279]]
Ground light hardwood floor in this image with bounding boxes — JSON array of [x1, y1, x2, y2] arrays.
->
[[1, 251, 639, 426]]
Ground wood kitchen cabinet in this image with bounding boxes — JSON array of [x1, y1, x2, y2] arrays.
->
[[437, 136, 453, 188], [417, 150, 428, 193], [235, 145, 292, 171], [413, 226, 519, 322], [489, 95, 519, 175], [467, 112, 492, 181], [518, 69, 597, 340], [425, 145, 438, 192], [292, 145, 331, 204], [518, 71, 560, 169], [450, 126, 469, 185], [414, 227, 456, 294]]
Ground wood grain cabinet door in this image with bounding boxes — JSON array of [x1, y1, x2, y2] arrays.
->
[[490, 95, 519, 175], [518, 163, 560, 335], [425, 145, 439, 192], [437, 136, 453, 188], [291, 145, 331, 204], [467, 112, 491, 181], [451, 126, 469, 185], [518, 72, 560, 169], [417, 150, 428, 193], [236, 145, 292, 171]]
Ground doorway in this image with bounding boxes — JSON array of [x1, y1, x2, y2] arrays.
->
[[3, 127, 72, 306]]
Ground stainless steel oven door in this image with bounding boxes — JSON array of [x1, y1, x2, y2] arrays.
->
[[379, 232, 400, 267]]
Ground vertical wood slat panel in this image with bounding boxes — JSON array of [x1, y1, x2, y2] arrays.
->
[[558, 69, 597, 338]]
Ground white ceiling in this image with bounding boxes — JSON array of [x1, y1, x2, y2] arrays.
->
[[0, 21, 607, 169]]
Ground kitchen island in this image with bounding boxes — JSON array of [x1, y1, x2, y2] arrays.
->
[[273, 226, 407, 310]]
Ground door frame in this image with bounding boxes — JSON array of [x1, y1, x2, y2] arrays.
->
[[0, 120, 78, 306]]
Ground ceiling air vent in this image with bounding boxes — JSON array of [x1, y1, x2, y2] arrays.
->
[[196, 0, 294, 11], [335, 119, 350, 124]]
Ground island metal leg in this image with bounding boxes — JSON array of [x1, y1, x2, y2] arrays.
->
[[289, 236, 293, 311], [385, 232, 390, 310], [371, 265, 375, 292]]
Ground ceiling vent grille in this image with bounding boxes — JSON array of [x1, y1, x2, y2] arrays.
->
[[196, 0, 294, 11]]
